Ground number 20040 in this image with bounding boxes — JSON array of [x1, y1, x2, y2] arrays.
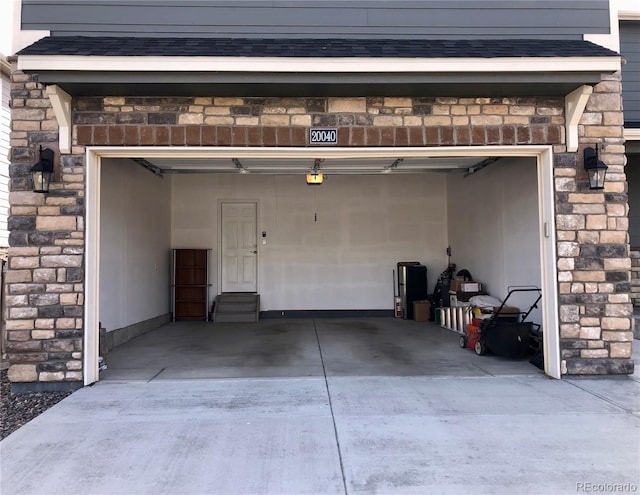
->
[[310, 129, 337, 144]]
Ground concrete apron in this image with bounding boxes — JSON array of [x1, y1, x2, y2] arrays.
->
[[98, 318, 543, 381], [1, 319, 639, 495]]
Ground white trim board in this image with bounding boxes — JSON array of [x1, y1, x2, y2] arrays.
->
[[624, 129, 640, 141], [565, 85, 593, 153], [45, 85, 72, 154], [84, 145, 561, 385], [0, 55, 10, 77], [84, 146, 100, 385], [89, 145, 559, 160], [18, 55, 622, 74]]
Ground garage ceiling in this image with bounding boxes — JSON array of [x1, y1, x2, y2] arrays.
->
[[132, 155, 498, 176]]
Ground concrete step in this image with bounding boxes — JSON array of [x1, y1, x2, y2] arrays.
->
[[217, 293, 258, 303], [216, 301, 257, 312], [213, 293, 260, 323], [214, 312, 260, 323]]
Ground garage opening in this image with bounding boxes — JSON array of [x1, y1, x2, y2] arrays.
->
[[84, 147, 559, 383]]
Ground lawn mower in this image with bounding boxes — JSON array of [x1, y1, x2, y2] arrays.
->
[[459, 287, 542, 358]]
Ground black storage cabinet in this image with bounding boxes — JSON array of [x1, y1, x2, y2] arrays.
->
[[397, 263, 428, 320]]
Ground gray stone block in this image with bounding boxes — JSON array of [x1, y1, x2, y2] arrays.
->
[[565, 358, 634, 375]]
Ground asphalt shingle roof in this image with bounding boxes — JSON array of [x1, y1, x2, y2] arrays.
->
[[18, 36, 619, 58]]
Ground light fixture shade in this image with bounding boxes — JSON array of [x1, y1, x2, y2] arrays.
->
[[32, 169, 52, 193], [583, 146, 607, 190], [31, 147, 55, 193], [587, 167, 607, 190], [306, 173, 323, 185]]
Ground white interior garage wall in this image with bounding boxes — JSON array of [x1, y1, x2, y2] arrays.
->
[[99, 158, 172, 332], [171, 174, 449, 311], [446, 156, 542, 323], [97, 156, 543, 320]]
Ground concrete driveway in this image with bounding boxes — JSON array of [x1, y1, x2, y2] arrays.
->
[[2, 319, 639, 495]]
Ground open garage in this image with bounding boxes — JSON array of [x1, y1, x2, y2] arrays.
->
[[90, 147, 558, 382]]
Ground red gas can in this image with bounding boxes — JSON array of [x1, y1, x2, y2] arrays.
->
[[394, 297, 403, 318]]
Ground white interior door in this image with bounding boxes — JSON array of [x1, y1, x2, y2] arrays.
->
[[221, 202, 258, 292]]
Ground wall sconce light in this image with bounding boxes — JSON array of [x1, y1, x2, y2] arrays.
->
[[31, 146, 55, 193], [583, 145, 608, 190]]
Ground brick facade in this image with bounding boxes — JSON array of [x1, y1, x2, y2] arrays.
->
[[5, 65, 634, 387], [72, 95, 564, 148]]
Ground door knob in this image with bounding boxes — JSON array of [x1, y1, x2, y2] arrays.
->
[[251, 250, 257, 254]]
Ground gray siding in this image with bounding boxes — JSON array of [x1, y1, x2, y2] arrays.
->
[[22, 0, 610, 40], [621, 21, 640, 124], [626, 154, 640, 248]]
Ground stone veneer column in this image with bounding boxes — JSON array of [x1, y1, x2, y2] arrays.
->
[[6, 65, 86, 391], [555, 73, 633, 374]]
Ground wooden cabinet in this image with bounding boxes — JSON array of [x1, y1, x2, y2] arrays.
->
[[171, 249, 211, 321]]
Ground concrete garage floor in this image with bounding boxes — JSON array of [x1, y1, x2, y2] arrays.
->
[[100, 318, 543, 381]]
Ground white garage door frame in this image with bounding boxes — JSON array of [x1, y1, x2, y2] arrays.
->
[[84, 145, 559, 384]]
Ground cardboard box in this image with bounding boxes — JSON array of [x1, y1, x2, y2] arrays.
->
[[461, 282, 481, 292], [449, 280, 481, 292], [449, 280, 463, 292], [493, 306, 520, 320], [413, 300, 431, 322]]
